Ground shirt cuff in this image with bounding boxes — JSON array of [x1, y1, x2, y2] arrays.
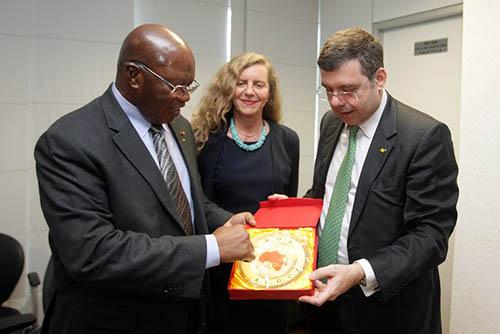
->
[[354, 259, 379, 297], [205, 234, 221, 269]]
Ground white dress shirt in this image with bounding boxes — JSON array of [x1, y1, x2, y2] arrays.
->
[[111, 84, 220, 269], [319, 90, 388, 296]]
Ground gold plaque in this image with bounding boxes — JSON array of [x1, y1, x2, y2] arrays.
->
[[231, 228, 315, 291]]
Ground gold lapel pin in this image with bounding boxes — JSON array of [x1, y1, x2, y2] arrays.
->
[[378, 147, 387, 154]]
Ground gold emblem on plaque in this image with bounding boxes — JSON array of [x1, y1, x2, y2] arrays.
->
[[238, 229, 309, 288]]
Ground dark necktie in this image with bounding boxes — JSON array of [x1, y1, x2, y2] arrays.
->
[[317, 126, 359, 267], [150, 126, 193, 235]]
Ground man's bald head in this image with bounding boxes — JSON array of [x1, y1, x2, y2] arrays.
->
[[116, 24, 193, 79]]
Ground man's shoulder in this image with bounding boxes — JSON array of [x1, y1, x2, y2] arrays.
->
[[392, 97, 442, 129], [390, 96, 451, 145], [42, 91, 111, 143], [49, 89, 112, 130], [318, 110, 342, 134]]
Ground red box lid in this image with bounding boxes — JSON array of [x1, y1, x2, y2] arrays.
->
[[253, 198, 323, 229]]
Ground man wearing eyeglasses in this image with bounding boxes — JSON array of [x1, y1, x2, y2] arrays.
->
[[295, 28, 458, 333], [35, 24, 255, 334]]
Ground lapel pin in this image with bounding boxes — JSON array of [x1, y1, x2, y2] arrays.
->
[[179, 130, 187, 142], [378, 147, 387, 154]]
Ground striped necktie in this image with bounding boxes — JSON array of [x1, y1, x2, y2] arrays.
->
[[317, 126, 359, 267], [150, 126, 193, 235]]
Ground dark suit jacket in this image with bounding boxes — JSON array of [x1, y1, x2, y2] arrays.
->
[[307, 94, 458, 334], [198, 120, 300, 201], [35, 86, 232, 334]]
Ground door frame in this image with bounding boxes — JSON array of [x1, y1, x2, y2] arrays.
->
[[373, 3, 463, 40]]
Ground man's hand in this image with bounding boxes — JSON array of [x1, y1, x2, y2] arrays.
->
[[224, 212, 256, 227], [214, 212, 255, 263], [267, 193, 289, 201], [213, 224, 254, 263], [298, 263, 365, 306]]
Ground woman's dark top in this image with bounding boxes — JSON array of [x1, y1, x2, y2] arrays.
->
[[213, 136, 274, 213], [198, 120, 300, 334]]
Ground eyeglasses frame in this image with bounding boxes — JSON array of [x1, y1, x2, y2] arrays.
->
[[124, 61, 199, 97], [316, 77, 373, 103]]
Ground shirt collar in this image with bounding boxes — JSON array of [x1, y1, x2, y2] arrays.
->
[[357, 89, 387, 139], [111, 83, 153, 138]]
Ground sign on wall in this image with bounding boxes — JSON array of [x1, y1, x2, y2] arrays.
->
[[414, 38, 448, 55]]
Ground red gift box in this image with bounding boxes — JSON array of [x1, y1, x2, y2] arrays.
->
[[228, 198, 323, 300]]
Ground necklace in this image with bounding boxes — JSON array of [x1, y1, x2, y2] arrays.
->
[[229, 117, 267, 151], [234, 127, 261, 140]]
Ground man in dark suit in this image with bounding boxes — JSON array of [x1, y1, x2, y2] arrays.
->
[[297, 28, 459, 333], [35, 24, 255, 334]]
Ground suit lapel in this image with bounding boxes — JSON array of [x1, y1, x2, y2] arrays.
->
[[315, 116, 343, 198], [101, 88, 188, 234], [113, 126, 183, 225], [169, 117, 196, 181], [348, 95, 398, 237]]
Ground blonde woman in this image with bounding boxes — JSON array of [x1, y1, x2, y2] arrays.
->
[[192, 52, 299, 333]]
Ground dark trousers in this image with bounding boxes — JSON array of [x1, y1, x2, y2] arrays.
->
[[209, 263, 289, 334], [299, 285, 439, 334]]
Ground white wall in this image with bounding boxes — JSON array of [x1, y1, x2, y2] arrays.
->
[[450, 0, 500, 333], [321, 0, 372, 41], [1, 0, 318, 317], [1, 0, 133, 317]]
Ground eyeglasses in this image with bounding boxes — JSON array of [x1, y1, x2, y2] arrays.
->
[[124, 61, 199, 98], [316, 78, 371, 104]]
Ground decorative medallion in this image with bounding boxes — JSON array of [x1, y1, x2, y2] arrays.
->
[[238, 229, 309, 288]]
